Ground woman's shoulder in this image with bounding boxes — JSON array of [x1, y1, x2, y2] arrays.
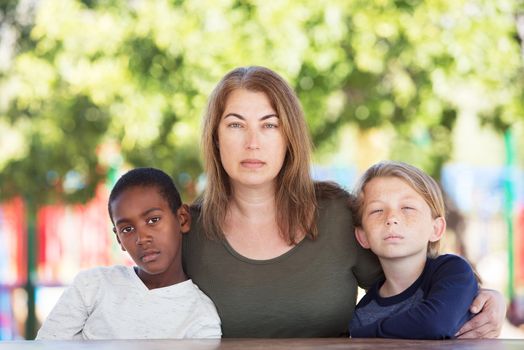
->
[[313, 181, 355, 231], [314, 181, 354, 212], [189, 198, 203, 220], [185, 199, 209, 243], [314, 180, 350, 200]]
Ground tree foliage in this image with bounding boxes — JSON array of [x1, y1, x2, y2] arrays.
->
[[0, 0, 522, 204]]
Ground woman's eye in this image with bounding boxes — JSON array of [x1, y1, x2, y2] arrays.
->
[[147, 217, 160, 224], [228, 122, 242, 128], [264, 123, 278, 129]]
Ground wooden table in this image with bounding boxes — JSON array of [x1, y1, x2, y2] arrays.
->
[[0, 338, 523, 350]]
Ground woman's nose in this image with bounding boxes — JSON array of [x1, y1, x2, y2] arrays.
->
[[245, 128, 260, 150]]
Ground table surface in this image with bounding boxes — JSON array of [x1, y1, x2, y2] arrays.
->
[[0, 338, 523, 350]]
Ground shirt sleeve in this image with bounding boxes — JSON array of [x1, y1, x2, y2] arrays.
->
[[350, 256, 479, 339], [189, 321, 222, 339], [36, 272, 91, 340]]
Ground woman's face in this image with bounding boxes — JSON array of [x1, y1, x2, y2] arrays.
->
[[217, 89, 287, 190]]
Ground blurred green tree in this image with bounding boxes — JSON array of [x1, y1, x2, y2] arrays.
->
[[0, 0, 523, 205], [295, 0, 524, 177]]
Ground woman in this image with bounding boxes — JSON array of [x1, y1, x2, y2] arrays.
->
[[183, 66, 505, 338]]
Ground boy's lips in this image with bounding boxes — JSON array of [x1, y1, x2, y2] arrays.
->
[[384, 234, 404, 241], [140, 250, 160, 263]]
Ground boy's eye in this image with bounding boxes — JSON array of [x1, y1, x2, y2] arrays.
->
[[147, 217, 160, 224], [402, 206, 415, 211], [120, 226, 134, 234], [369, 209, 383, 215]]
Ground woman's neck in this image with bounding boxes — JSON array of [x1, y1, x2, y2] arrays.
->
[[228, 184, 277, 219], [223, 183, 296, 260]]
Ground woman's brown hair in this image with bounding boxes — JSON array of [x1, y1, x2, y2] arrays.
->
[[200, 66, 317, 244]]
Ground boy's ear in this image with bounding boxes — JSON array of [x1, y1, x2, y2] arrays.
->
[[113, 227, 126, 251], [355, 227, 371, 249], [429, 216, 446, 243], [177, 204, 191, 234]]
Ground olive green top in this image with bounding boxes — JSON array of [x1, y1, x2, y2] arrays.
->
[[182, 195, 382, 338]]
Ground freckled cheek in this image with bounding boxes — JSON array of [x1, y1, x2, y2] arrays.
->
[[362, 220, 382, 234], [402, 214, 421, 225]]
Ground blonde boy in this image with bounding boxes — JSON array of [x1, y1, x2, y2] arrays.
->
[[349, 161, 478, 339]]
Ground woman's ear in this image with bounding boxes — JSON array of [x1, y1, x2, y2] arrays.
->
[[429, 216, 446, 243], [177, 204, 192, 234], [355, 227, 371, 249]]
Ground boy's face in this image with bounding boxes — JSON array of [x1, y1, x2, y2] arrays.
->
[[355, 176, 445, 261], [110, 186, 190, 286]]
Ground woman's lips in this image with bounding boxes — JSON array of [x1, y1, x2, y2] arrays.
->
[[240, 159, 265, 168]]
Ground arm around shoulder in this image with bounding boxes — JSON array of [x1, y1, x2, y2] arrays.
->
[[456, 288, 506, 338]]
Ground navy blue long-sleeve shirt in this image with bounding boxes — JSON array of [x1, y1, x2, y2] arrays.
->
[[349, 254, 478, 339]]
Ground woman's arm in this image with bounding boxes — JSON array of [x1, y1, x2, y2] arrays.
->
[[455, 288, 506, 338]]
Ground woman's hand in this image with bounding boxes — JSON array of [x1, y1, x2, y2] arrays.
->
[[456, 288, 506, 338]]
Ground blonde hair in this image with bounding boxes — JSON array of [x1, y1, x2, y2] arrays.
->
[[200, 66, 317, 244], [353, 161, 446, 257]]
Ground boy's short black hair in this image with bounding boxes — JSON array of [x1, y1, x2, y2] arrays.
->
[[108, 167, 182, 224]]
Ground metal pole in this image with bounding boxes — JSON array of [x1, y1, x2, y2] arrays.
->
[[504, 129, 516, 300], [24, 197, 37, 340]]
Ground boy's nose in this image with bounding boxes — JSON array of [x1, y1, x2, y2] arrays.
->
[[385, 215, 399, 225], [136, 229, 152, 245]]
